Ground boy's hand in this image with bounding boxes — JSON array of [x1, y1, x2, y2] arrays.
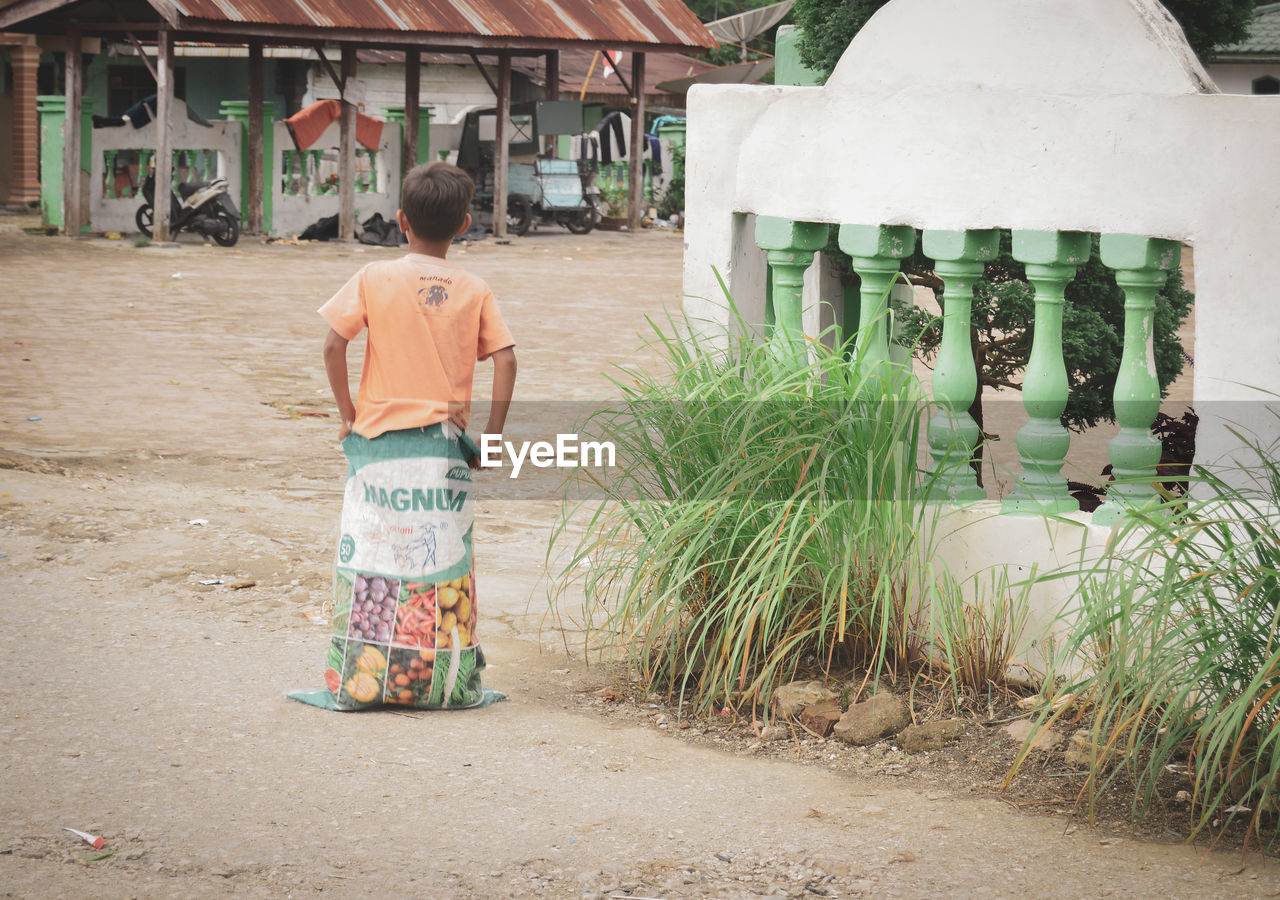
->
[[447, 404, 468, 432], [338, 418, 354, 441]]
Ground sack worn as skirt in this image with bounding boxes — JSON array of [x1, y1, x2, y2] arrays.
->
[[289, 423, 502, 711]]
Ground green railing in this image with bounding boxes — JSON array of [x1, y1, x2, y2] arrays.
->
[[100, 148, 221, 199], [280, 147, 382, 196], [755, 219, 1180, 520]]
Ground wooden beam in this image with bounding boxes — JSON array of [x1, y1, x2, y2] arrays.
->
[[0, 0, 81, 31], [154, 27, 174, 241], [609, 52, 633, 98], [493, 50, 510, 239], [314, 44, 344, 93], [145, 0, 181, 28], [627, 52, 646, 233], [123, 31, 159, 82], [468, 52, 499, 96], [62, 25, 82, 237], [247, 39, 264, 234], [338, 44, 357, 243], [404, 47, 420, 175]]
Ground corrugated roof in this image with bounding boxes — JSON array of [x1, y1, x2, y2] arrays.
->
[[165, 0, 717, 49], [1218, 2, 1280, 56]]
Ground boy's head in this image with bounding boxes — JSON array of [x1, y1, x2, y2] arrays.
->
[[399, 162, 475, 241]]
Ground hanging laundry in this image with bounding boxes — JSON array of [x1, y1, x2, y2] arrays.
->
[[285, 99, 385, 153]]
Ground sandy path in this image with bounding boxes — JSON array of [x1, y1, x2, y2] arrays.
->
[[1, 221, 1274, 898]]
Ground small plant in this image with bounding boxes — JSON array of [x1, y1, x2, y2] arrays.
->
[[550, 276, 962, 715], [657, 144, 685, 220], [595, 178, 628, 218]]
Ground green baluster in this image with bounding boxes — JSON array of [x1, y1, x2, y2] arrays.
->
[[366, 149, 379, 193], [1093, 234, 1181, 525], [283, 150, 297, 194], [138, 149, 153, 183], [837, 224, 915, 374], [103, 150, 117, 199], [309, 150, 326, 194], [355, 149, 368, 193], [754, 216, 830, 369], [922, 229, 999, 503], [1003, 230, 1092, 515]]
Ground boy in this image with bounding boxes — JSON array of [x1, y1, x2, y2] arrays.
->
[[305, 162, 516, 711]]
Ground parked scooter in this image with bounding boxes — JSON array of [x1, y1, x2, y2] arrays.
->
[[136, 167, 240, 246]]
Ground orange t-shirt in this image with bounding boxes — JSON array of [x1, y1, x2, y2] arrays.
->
[[319, 253, 515, 439]]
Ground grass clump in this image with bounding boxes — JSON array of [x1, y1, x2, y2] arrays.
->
[[1015, 420, 1280, 850], [551, 291, 964, 716]]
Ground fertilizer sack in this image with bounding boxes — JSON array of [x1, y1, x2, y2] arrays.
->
[[291, 424, 501, 711]]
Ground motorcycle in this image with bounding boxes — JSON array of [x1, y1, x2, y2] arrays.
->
[[135, 169, 240, 246]]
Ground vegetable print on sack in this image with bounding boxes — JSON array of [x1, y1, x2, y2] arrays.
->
[[289, 426, 503, 711]]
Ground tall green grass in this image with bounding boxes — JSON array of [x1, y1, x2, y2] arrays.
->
[[550, 285, 1036, 715], [1014, 419, 1280, 849]]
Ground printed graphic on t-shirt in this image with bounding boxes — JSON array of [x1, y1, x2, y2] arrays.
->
[[416, 274, 453, 312]]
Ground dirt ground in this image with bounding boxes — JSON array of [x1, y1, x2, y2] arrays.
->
[[1, 214, 1275, 899]]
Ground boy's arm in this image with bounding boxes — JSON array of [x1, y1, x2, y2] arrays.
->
[[323, 328, 357, 439], [479, 346, 517, 462]]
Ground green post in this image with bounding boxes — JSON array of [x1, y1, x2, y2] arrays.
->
[[36, 95, 95, 229], [1002, 230, 1092, 515], [220, 99, 278, 233], [755, 216, 830, 368], [104, 149, 119, 199], [383, 105, 434, 167], [922, 228, 1000, 503], [837, 224, 915, 375], [1093, 234, 1181, 525], [774, 25, 826, 87]]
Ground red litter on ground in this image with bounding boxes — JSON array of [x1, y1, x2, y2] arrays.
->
[[62, 827, 105, 849]]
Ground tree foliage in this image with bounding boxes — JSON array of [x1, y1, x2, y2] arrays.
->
[[792, 0, 1256, 74]]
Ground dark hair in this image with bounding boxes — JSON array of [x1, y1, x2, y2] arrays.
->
[[400, 162, 474, 241]]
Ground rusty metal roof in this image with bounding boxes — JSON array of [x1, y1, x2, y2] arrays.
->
[[164, 0, 717, 49]]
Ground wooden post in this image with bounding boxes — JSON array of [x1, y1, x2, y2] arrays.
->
[[154, 28, 174, 242], [493, 51, 510, 239], [404, 48, 420, 176], [62, 26, 82, 236], [627, 52, 646, 233], [544, 50, 560, 156], [546, 50, 560, 101], [247, 40, 264, 234], [338, 44, 357, 242]]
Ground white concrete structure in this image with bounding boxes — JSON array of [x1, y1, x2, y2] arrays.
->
[[271, 119, 401, 238], [89, 99, 241, 234], [682, 0, 1280, 659]]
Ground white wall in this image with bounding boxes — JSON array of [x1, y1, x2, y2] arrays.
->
[[272, 119, 401, 237], [311, 61, 498, 130], [682, 0, 1280, 653], [1207, 61, 1280, 94], [90, 99, 241, 234]]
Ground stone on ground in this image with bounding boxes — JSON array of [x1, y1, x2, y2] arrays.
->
[[773, 680, 837, 719], [899, 719, 966, 754], [831, 693, 910, 746]]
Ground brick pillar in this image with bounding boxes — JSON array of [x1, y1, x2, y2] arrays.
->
[[9, 44, 42, 205]]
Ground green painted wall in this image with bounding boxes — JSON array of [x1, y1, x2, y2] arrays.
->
[[83, 54, 288, 121]]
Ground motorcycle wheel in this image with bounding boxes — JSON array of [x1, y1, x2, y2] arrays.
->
[[506, 194, 533, 237], [211, 208, 240, 247], [135, 204, 154, 238], [565, 206, 598, 235]]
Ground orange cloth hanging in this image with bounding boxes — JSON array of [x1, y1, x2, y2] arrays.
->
[[285, 99, 384, 152]]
